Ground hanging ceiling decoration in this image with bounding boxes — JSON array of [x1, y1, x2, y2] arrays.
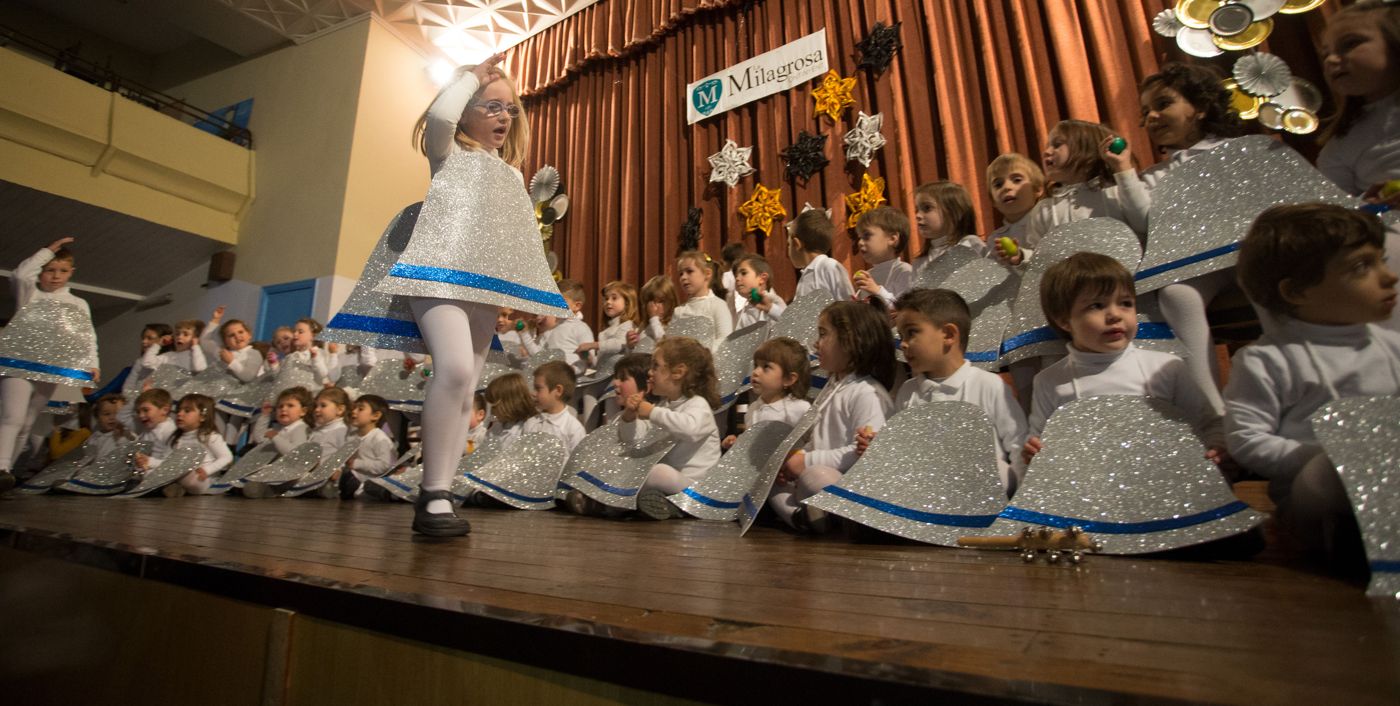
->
[[1154, 0, 1328, 134]]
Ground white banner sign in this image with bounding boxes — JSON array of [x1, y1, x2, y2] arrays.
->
[[686, 29, 829, 125]]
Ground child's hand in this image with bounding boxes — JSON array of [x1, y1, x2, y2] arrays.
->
[[625, 330, 640, 348], [267, 351, 279, 365], [1021, 436, 1042, 466], [327, 342, 339, 354], [133, 453, 149, 470], [576, 341, 598, 354], [852, 271, 881, 296], [1100, 135, 1134, 174], [777, 450, 805, 485], [471, 53, 505, 85], [196, 468, 209, 481], [88, 368, 100, 383], [265, 430, 278, 439], [210, 305, 225, 324], [1205, 446, 1230, 466], [220, 349, 235, 364], [309, 347, 318, 358], [403, 356, 418, 371], [47, 237, 75, 252], [1363, 180, 1400, 209], [161, 335, 173, 347], [722, 434, 737, 450], [636, 399, 654, 419], [993, 238, 1024, 266], [854, 426, 876, 457], [754, 295, 774, 313], [142, 379, 153, 391]]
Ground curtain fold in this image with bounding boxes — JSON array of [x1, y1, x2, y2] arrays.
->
[[504, 0, 1324, 325]]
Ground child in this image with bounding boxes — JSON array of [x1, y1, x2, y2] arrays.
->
[[150, 394, 233, 497], [339, 394, 396, 498], [522, 279, 596, 374], [271, 326, 294, 358], [1226, 204, 1400, 555], [483, 373, 535, 449], [523, 360, 586, 453], [141, 318, 208, 378], [911, 182, 983, 273], [88, 394, 133, 460], [268, 318, 337, 388], [122, 323, 172, 399], [984, 155, 1047, 263], [630, 275, 679, 346], [1011, 119, 1150, 264], [673, 250, 735, 348], [733, 255, 788, 328], [860, 289, 1029, 494], [577, 282, 642, 364], [309, 387, 351, 458], [787, 209, 855, 304], [1022, 253, 1224, 465], [132, 388, 177, 463], [723, 337, 811, 449], [621, 337, 722, 520], [466, 391, 488, 452], [495, 307, 531, 360], [255, 387, 313, 457], [1132, 63, 1254, 417], [370, 55, 570, 536], [852, 205, 914, 308], [1316, 1, 1400, 202], [0, 238, 99, 492], [606, 352, 653, 424], [721, 241, 749, 317], [203, 306, 266, 444], [769, 300, 896, 532]]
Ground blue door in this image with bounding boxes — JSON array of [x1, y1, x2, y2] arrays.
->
[[257, 279, 316, 341]]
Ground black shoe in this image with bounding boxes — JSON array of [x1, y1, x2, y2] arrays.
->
[[338, 472, 361, 499], [635, 488, 683, 520], [0, 470, 14, 495], [412, 489, 471, 537], [791, 505, 832, 534]]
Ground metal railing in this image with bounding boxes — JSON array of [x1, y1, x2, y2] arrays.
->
[[0, 22, 253, 148]]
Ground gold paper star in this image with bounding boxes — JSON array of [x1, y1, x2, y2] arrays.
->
[[738, 184, 787, 238], [811, 70, 857, 122], [844, 173, 886, 229]]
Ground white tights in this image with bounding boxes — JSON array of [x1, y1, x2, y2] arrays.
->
[[767, 465, 843, 526], [640, 463, 691, 495], [0, 377, 57, 471], [1157, 269, 1234, 416], [410, 298, 497, 513]]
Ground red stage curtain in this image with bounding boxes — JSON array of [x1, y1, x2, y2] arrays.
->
[[504, 0, 1328, 323]]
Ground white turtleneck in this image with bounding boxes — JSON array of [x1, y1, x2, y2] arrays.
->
[[1029, 342, 1223, 448], [1317, 91, 1400, 197], [620, 394, 720, 482], [1023, 170, 1151, 257], [1224, 315, 1400, 489], [857, 257, 914, 309]]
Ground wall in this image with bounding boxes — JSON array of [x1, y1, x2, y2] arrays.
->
[[167, 18, 370, 288]]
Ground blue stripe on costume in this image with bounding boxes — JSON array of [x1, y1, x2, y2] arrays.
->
[[0, 357, 94, 382], [327, 313, 422, 340], [821, 485, 1000, 527], [388, 263, 569, 310], [465, 473, 553, 504], [1135, 242, 1241, 281], [997, 501, 1250, 534], [572, 470, 639, 497], [681, 487, 740, 509]]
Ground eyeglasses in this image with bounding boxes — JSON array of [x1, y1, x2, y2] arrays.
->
[[470, 99, 521, 118]]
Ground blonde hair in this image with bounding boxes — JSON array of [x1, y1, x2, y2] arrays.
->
[[1048, 119, 1114, 184], [677, 250, 726, 298], [985, 153, 1047, 199], [654, 337, 720, 409], [641, 275, 679, 325], [1320, 1, 1400, 144], [413, 65, 531, 168], [602, 281, 644, 329], [485, 373, 535, 425]]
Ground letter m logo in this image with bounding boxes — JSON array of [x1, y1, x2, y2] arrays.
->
[[692, 79, 723, 116]]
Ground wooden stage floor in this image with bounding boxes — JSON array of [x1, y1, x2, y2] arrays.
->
[[1, 492, 1397, 705]]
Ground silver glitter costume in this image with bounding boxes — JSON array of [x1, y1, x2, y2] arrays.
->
[[0, 298, 98, 386], [323, 203, 427, 354]]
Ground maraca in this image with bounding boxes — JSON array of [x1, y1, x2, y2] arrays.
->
[[1380, 179, 1400, 201], [997, 237, 1019, 258], [749, 287, 764, 304], [1108, 137, 1127, 155]]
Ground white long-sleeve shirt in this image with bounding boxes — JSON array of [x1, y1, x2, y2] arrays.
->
[[736, 291, 788, 330], [309, 418, 348, 457], [350, 427, 396, 477], [523, 317, 595, 373], [744, 395, 810, 428], [1317, 91, 1400, 197], [87, 428, 132, 460], [858, 257, 914, 309], [620, 395, 720, 482], [674, 291, 735, 348], [523, 408, 586, 453], [1224, 316, 1400, 498], [270, 419, 310, 456], [792, 254, 854, 305], [11, 248, 98, 366], [198, 328, 265, 383], [1023, 170, 1151, 258], [895, 363, 1029, 492], [272, 347, 335, 386], [424, 71, 482, 176], [596, 319, 636, 359], [488, 419, 525, 449], [644, 315, 667, 342], [142, 344, 207, 375], [912, 235, 988, 276], [149, 431, 232, 477], [1029, 343, 1223, 448], [804, 374, 893, 472], [137, 418, 177, 459]]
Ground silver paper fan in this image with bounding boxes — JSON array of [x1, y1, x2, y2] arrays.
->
[[1176, 27, 1224, 58], [528, 165, 560, 202], [1233, 53, 1292, 98], [1153, 8, 1184, 37]]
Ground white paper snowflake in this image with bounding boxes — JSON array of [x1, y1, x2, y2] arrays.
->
[[843, 112, 886, 168], [707, 139, 756, 188]]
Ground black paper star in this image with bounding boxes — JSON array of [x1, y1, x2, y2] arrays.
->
[[781, 131, 830, 184], [679, 207, 703, 254], [856, 21, 903, 75]]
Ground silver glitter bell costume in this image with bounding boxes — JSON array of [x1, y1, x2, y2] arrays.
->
[[805, 402, 1007, 546], [0, 297, 98, 386], [979, 396, 1264, 554], [323, 203, 427, 354], [458, 431, 569, 510], [1137, 135, 1360, 294], [373, 150, 571, 319], [916, 252, 1019, 371]]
